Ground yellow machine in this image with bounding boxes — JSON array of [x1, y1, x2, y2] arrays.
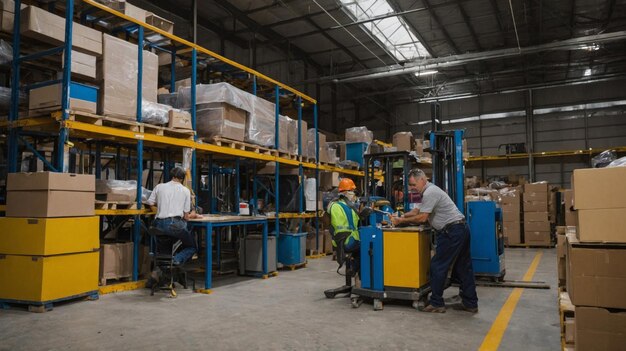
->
[[0, 217, 100, 305], [354, 224, 432, 310], [383, 229, 430, 289]]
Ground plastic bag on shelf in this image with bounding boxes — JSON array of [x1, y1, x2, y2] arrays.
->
[[591, 150, 616, 168], [157, 92, 179, 108], [0, 39, 12, 65], [345, 126, 373, 144], [178, 82, 256, 113], [488, 181, 508, 189], [95, 179, 151, 203], [607, 156, 626, 168], [141, 100, 170, 125]]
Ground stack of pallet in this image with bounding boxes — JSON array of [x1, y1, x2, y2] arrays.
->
[[523, 182, 552, 246], [0, 172, 99, 311], [564, 166, 626, 350]]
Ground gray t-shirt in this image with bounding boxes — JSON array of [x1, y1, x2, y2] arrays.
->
[[419, 183, 465, 231]]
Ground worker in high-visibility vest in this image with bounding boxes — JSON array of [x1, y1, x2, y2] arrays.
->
[[327, 178, 360, 272]]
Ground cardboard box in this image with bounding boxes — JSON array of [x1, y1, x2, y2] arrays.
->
[[392, 132, 414, 152], [100, 242, 133, 284], [564, 318, 575, 345], [523, 200, 548, 212], [502, 210, 520, 222], [319, 172, 339, 190], [566, 234, 626, 309], [146, 12, 173, 34], [99, 34, 158, 118], [524, 182, 548, 193], [6, 172, 95, 217], [573, 167, 626, 210], [28, 82, 97, 114], [323, 229, 333, 254], [63, 50, 97, 80], [524, 191, 548, 201], [563, 189, 574, 211], [196, 103, 246, 141], [575, 306, 626, 351], [20, 6, 102, 56], [565, 210, 578, 227], [524, 221, 550, 232], [577, 208, 626, 243], [524, 211, 549, 222], [168, 109, 192, 130], [524, 231, 551, 245], [558, 256, 566, 287], [0, 0, 26, 33], [557, 234, 567, 259], [503, 222, 521, 245]]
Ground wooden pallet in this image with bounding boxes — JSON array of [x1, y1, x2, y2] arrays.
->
[[559, 291, 575, 350], [100, 276, 133, 287], [206, 136, 278, 156], [277, 150, 299, 160], [66, 111, 142, 132], [0, 291, 99, 313], [279, 262, 307, 271], [141, 123, 195, 140], [95, 201, 138, 210]]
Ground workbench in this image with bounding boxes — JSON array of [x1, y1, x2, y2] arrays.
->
[[188, 215, 269, 293]]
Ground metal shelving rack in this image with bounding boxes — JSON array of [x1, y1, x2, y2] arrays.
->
[[2, 0, 366, 285]]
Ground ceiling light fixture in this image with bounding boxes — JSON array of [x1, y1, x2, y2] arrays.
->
[[414, 70, 438, 77]]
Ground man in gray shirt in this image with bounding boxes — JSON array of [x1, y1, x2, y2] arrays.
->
[[391, 169, 478, 313]]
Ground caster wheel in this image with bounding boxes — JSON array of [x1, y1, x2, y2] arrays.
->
[[351, 298, 363, 309], [373, 299, 383, 311], [412, 301, 422, 310]]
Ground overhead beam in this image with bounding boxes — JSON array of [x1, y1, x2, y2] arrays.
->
[[149, 0, 247, 48], [312, 30, 626, 84], [213, 0, 323, 73]]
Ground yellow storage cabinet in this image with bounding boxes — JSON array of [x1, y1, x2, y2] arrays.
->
[[0, 216, 99, 256], [0, 251, 99, 302], [383, 230, 430, 289]]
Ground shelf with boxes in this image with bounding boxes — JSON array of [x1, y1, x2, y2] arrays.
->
[[467, 145, 626, 162], [2, 0, 336, 288]]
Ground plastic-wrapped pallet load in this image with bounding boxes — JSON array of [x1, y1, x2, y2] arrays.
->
[[279, 115, 294, 153], [95, 179, 151, 203], [195, 103, 246, 141], [304, 177, 317, 211], [345, 126, 373, 144], [179, 82, 279, 147]]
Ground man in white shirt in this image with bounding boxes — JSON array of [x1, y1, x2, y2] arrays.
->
[[147, 166, 198, 265]]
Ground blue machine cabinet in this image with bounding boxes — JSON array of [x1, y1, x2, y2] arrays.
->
[[467, 201, 505, 279], [359, 225, 384, 291], [346, 142, 368, 167]]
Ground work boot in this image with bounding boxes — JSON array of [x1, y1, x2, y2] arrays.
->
[[453, 304, 478, 313], [419, 304, 446, 313]]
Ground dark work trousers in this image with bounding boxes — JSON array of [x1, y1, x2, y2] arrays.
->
[[153, 217, 197, 264], [429, 223, 478, 308]]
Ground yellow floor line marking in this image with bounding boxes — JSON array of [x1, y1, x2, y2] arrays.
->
[[478, 251, 543, 351]]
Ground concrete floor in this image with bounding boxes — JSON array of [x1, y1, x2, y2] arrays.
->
[[0, 248, 559, 351]]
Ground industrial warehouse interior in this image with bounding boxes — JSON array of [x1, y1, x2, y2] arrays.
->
[[0, 0, 625, 350]]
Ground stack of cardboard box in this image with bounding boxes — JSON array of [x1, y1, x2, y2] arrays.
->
[[501, 188, 522, 245], [523, 182, 552, 246], [0, 172, 100, 306], [565, 166, 626, 350], [392, 132, 414, 152]]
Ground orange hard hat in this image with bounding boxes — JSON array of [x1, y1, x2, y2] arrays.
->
[[338, 178, 356, 192]]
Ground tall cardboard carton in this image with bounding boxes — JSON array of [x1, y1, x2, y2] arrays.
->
[[392, 132, 414, 152], [20, 6, 102, 55], [99, 34, 158, 119]]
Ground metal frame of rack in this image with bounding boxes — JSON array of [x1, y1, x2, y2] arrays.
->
[[1, 0, 364, 284]]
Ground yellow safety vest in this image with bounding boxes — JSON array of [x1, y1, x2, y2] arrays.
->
[[329, 200, 360, 247]]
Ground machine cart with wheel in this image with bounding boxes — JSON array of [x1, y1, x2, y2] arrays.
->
[[351, 224, 431, 311]]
